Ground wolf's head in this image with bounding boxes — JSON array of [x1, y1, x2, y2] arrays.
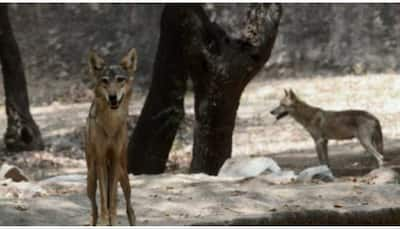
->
[[88, 48, 137, 110], [270, 89, 299, 121]]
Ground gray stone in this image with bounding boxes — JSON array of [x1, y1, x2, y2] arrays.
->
[[297, 165, 335, 183]]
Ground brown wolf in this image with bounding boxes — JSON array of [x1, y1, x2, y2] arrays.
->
[[85, 48, 137, 226], [270, 89, 384, 168]]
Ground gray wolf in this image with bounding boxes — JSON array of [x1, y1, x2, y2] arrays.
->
[[85, 48, 137, 226], [270, 89, 384, 168]]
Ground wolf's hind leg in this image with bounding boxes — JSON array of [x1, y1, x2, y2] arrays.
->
[[315, 138, 329, 167], [358, 135, 384, 167]]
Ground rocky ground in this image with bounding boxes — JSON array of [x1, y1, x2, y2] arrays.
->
[[0, 73, 400, 225]]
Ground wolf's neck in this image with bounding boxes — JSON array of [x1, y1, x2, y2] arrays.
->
[[93, 97, 130, 137], [291, 100, 321, 126]]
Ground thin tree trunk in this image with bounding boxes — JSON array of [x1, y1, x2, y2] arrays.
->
[[128, 5, 188, 174], [0, 4, 44, 152]]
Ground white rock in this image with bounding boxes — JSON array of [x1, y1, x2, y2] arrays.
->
[[297, 165, 335, 183], [218, 156, 281, 178], [262, 170, 297, 184]]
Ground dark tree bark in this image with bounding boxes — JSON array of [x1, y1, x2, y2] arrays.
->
[[0, 4, 44, 152], [128, 6, 188, 174], [128, 4, 281, 175], [185, 4, 282, 174]]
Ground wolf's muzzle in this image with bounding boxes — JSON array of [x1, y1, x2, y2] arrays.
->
[[109, 95, 119, 109], [270, 108, 289, 121], [275, 111, 288, 120]]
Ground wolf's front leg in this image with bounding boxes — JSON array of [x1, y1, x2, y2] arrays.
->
[[109, 160, 119, 225], [119, 164, 136, 226], [97, 159, 109, 225], [86, 158, 98, 226]]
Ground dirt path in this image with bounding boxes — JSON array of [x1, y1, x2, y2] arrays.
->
[[1, 173, 400, 226], [0, 73, 400, 225]]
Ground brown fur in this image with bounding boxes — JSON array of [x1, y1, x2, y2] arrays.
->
[[270, 89, 384, 168], [85, 48, 137, 226]]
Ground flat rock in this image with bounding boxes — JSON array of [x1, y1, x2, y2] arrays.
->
[[218, 156, 281, 178]]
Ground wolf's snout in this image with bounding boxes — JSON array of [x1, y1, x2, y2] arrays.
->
[[270, 106, 289, 121], [109, 95, 118, 106], [270, 108, 279, 115], [109, 95, 117, 103]]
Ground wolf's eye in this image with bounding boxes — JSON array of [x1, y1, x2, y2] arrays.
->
[[116, 77, 126, 83], [101, 78, 109, 84]]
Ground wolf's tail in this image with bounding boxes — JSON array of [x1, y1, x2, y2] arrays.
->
[[372, 121, 384, 155]]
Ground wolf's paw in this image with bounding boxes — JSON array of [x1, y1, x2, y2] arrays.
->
[[98, 217, 110, 226], [130, 214, 136, 226]]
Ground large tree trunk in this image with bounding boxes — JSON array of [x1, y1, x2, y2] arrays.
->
[[128, 5, 188, 174], [185, 5, 282, 174], [0, 4, 44, 152], [128, 4, 281, 175]]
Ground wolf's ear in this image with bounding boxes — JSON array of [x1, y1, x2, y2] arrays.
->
[[284, 89, 289, 96], [121, 48, 137, 75], [88, 50, 105, 76], [288, 89, 296, 99]]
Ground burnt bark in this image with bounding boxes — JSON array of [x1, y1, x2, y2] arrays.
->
[[128, 4, 281, 175], [0, 4, 44, 152], [128, 6, 188, 174]]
